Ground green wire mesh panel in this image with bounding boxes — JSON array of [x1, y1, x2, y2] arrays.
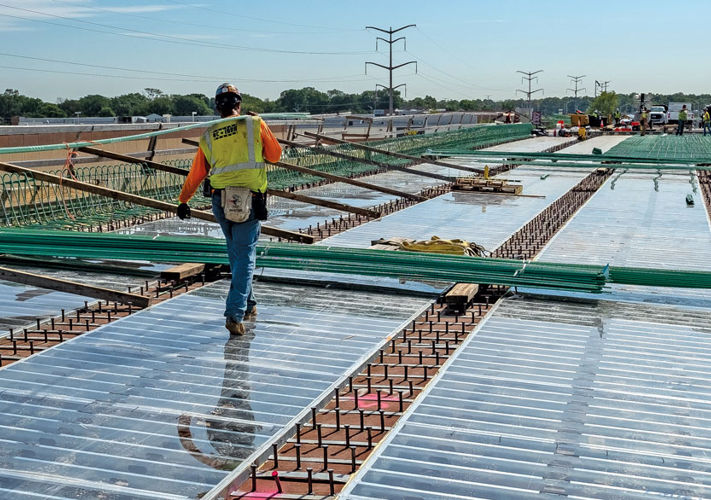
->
[[269, 124, 533, 190], [605, 135, 711, 161], [1, 124, 532, 229], [0, 159, 210, 230]]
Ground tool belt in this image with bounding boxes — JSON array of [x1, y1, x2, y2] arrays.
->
[[213, 187, 268, 222]]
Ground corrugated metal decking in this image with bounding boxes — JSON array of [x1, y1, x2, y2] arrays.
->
[[0, 280, 428, 499], [539, 173, 711, 270], [341, 296, 711, 499], [319, 136, 625, 250]]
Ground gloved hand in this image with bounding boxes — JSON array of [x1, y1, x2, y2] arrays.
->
[[177, 203, 191, 220]]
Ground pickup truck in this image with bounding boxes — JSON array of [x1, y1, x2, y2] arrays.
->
[[667, 102, 693, 124], [648, 105, 667, 125]]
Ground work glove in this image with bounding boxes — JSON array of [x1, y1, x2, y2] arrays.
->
[[177, 203, 191, 220]]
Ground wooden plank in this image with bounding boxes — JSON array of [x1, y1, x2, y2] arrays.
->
[[0, 161, 313, 244], [280, 138, 456, 183], [269, 189, 380, 218], [78, 146, 189, 175], [83, 145, 375, 227], [0, 265, 152, 307], [302, 131, 484, 175], [182, 138, 425, 202], [160, 263, 205, 281], [444, 283, 479, 312]]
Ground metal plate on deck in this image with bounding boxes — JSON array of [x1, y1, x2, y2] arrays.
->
[[0, 280, 427, 499]]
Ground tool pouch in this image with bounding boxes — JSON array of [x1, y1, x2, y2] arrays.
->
[[252, 191, 268, 221], [221, 186, 252, 223]]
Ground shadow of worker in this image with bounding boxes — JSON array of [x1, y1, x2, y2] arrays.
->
[[178, 327, 260, 471]]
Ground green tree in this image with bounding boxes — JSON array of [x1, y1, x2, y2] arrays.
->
[[77, 94, 110, 116], [35, 103, 67, 118], [144, 88, 163, 99], [587, 91, 618, 117], [97, 106, 116, 117], [0, 89, 22, 121], [173, 95, 211, 116], [111, 93, 149, 116]]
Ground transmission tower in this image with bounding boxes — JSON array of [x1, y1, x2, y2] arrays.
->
[[566, 74, 586, 113], [516, 70, 543, 119], [594, 80, 611, 97], [365, 24, 417, 116]]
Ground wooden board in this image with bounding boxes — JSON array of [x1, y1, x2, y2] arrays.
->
[[444, 283, 479, 311], [185, 138, 425, 202], [0, 265, 152, 307], [160, 263, 205, 281]]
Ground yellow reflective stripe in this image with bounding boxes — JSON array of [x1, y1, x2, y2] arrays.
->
[[210, 161, 265, 175]]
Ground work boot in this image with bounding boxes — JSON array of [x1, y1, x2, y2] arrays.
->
[[225, 319, 245, 336], [243, 306, 258, 322]]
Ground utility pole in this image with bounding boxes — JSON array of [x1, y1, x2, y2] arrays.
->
[[516, 70, 543, 119], [594, 80, 611, 97], [566, 75, 586, 113], [365, 25, 417, 116]]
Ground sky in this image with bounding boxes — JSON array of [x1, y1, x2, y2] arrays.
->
[[1, 0, 709, 103]]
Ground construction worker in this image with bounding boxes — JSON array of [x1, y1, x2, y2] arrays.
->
[[640, 108, 648, 136], [677, 104, 688, 136], [614, 108, 621, 127], [703, 107, 711, 136], [176, 83, 282, 335]]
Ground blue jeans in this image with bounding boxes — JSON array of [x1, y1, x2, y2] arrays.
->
[[704, 123, 711, 136], [212, 193, 259, 322], [677, 121, 685, 135]]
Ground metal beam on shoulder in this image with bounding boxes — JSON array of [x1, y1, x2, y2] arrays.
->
[[182, 138, 425, 202], [0, 161, 313, 244], [301, 131, 484, 174], [0, 265, 152, 307], [81, 145, 380, 219]]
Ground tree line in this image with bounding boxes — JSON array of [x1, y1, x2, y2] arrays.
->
[[2, 87, 710, 123]]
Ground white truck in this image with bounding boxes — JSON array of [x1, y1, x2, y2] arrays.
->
[[667, 102, 693, 124], [648, 105, 668, 126]]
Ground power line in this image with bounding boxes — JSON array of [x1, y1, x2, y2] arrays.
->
[[566, 74, 586, 113], [414, 26, 509, 93], [0, 51, 375, 84], [516, 70, 543, 118], [0, 4, 373, 56], [365, 24, 417, 115]]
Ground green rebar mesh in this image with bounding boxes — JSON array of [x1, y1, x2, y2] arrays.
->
[[2, 228, 711, 292], [604, 135, 711, 161], [1, 124, 532, 229]]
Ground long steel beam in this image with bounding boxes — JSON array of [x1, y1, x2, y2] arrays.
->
[[0, 161, 313, 243], [280, 138, 457, 182], [80, 145, 381, 219], [301, 131, 483, 174], [182, 138, 425, 202]]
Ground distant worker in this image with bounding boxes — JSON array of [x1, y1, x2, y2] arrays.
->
[[676, 104, 688, 136], [176, 83, 282, 336], [577, 126, 587, 141], [640, 108, 648, 136], [703, 107, 711, 136], [614, 108, 621, 127]]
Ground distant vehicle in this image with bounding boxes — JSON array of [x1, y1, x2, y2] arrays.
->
[[648, 105, 668, 125], [667, 102, 693, 124], [373, 109, 385, 117]]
